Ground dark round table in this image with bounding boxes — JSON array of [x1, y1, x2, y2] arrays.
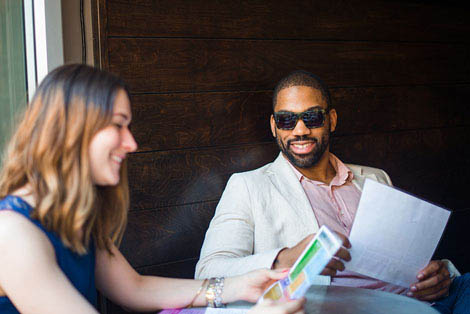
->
[[228, 285, 439, 314], [302, 285, 438, 314]]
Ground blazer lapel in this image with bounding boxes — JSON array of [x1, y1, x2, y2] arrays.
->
[[349, 164, 379, 192], [266, 153, 320, 231]]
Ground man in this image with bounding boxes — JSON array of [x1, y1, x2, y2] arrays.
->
[[196, 71, 464, 305]]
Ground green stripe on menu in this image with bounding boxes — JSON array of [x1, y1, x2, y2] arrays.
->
[[290, 239, 322, 281]]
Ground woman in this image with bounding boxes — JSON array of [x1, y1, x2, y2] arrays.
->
[[0, 64, 304, 313]]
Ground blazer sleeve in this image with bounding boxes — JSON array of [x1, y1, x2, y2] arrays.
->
[[379, 169, 393, 186], [195, 173, 283, 279]]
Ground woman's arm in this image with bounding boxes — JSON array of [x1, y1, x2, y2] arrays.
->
[[0, 211, 97, 314], [96, 244, 290, 311]]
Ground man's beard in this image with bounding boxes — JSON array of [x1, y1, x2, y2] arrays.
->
[[275, 131, 330, 169]]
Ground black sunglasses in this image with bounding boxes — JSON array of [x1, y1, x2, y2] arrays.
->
[[273, 107, 328, 130]]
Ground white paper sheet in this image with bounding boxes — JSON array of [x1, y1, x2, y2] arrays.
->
[[346, 179, 450, 287]]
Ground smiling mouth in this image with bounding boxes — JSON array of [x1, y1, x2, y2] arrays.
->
[[291, 143, 311, 149], [289, 141, 316, 155]]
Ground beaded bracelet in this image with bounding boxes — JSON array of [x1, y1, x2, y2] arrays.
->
[[205, 277, 225, 308]]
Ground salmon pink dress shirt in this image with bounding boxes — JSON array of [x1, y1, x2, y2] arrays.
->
[[288, 153, 407, 294]]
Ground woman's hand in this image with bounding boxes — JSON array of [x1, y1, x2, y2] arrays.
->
[[223, 268, 289, 304], [248, 298, 306, 314]]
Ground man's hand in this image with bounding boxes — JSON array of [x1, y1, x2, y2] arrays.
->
[[272, 232, 351, 277], [321, 232, 351, 276], [407, 260, 451, 301], [272, 234, 315, 270]]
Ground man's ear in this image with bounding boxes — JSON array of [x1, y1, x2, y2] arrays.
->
[[270, 114, 277, 137], [328, 109, 337, 133]]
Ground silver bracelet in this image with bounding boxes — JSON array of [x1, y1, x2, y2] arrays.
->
[[205, 277, 225, 308]]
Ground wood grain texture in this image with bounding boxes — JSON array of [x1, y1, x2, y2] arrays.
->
[[332, 84, 470, 136], [120, 202, 217, 268], [130, 85, 470, 152], [107, 0, 470, 42], [108, 38, 470, 93], [131, 91, 273, 152], [332, 126, 470, 211], [127, 143, 280, 210]]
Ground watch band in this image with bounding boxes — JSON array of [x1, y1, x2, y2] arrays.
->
[[205, 277, 225, 308]]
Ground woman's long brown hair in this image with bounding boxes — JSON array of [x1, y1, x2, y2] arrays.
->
[[0, 64, 130, 254]]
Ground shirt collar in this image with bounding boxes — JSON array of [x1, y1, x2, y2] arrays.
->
[[286, 153, 354, 186]]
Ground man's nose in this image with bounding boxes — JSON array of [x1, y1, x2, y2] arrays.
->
[[291, 119, 311, 136]]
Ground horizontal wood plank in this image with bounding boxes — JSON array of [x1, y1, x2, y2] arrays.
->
[[332, 126, 470, 210], [109, 38, 470, 93], [131, 91, 273, 152], [128, 127, 469, 211], [333, 85, 470, 136], [120, 202, 216, 268], [107, 0, 470, 42], [130, 85, 470, 152], [127, 143, 280, 210]]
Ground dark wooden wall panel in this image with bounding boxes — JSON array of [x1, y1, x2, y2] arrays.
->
[[109, 39, 470, 93], [128, 143, 279, 210], [122, 202, 217, 268], [95, 1, 470, 312], [131, 85, 470, 152], [131, 91, 273, 152], [333, 85, 470, 136], [107, 0, 470, 42]]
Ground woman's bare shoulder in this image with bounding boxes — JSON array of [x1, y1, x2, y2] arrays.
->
[[0, 209, 53, 254]]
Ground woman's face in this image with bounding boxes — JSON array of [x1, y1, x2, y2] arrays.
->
[[89, 89, 137, 186]]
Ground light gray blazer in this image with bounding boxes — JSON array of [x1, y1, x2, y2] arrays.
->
[[195, 153, 393, 279]]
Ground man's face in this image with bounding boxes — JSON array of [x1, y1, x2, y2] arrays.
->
[[270, 86, 337, 168]]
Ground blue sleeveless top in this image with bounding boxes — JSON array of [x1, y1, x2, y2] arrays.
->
[[0, 195, 96, 313]]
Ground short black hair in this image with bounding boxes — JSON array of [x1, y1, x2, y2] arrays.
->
[[272, 70, 332, 110]]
